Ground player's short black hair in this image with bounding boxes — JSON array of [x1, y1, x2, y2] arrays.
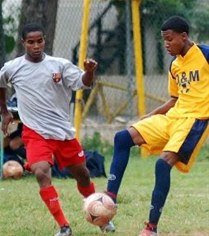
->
[[161, 16, 189, 34], [21, 23, 45, 40]]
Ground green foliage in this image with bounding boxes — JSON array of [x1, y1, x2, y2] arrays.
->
[[82, 132, 113, 158], [141, 0, 209, 41], [191, 2, 209, 41], [110, 0, 209, 74], [5, 34, 15, 53], [141, 0, 195, 35], [1, 0, 21, 55]]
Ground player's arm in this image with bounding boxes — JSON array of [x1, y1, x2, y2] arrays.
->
[[82, 59, 98, 87], [140, 96, 178, 120], [0, 88, 13, 135], [0, 63, 14, 134], [0, 87, 8, 115]]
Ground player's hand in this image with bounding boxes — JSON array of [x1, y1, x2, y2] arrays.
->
[[84, 59, 98, 72], [1, 112, 13, 135]]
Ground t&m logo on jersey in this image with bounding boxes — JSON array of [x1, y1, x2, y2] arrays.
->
[[52, 73, 62, 83], [176, 70, 199, 94]]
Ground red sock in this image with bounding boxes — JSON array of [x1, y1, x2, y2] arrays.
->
[[77, 181, 95, 198], [39, 185, 69, 227]]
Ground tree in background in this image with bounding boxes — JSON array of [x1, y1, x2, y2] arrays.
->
[[191, 0, 209, 42], [111, 0, 209, 74], [16, 0, 58, 56], [0, 0, 20, 65], [141, 0, 209, 73], [0, 0, 6, 67]]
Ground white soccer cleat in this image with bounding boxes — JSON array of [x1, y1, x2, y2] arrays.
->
[[55, 226, 73, 236]]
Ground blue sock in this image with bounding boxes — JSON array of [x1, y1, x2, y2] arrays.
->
[[107, 130, 135, 201], [149, 158, 172, 225]]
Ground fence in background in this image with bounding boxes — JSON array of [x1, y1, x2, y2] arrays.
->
[[0, 0, 209, 146]]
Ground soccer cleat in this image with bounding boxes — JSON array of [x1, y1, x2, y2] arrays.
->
[[139, 222, 158, 236], [139, 229, 157, 236], [55, 225, 73, 236], [100, 221, 115, 233]]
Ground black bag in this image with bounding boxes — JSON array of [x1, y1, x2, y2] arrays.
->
[[85, 150, 107, 178], [52, 150, 107, 179]]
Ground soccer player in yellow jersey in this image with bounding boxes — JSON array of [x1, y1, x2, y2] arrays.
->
[[105, 16, 209, 236]]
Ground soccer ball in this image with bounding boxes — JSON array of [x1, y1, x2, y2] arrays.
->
[[2, 160, 23, 179], [83, 192, 117, 226]]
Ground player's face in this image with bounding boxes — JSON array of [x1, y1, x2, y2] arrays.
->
[[22, 31, 45, 62], [161, 30, 187, 56]]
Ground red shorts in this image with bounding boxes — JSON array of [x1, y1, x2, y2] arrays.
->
[[22, 125, 86, 169]]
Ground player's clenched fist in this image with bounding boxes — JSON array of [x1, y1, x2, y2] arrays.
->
[[84, 59, 98, 72]]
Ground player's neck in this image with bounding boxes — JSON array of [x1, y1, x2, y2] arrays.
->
[[180, 41, 194, 57], [25, 53, 45, 63]]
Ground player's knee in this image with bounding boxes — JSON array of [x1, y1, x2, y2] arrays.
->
[[75, 167, 90, 185], [34, 168, 46, 179], [9, 137, 23, 150], [161, 152, 179, 166], [114, 130, 134, 149], [33, 168, 51, 186], [156, 158, 170, 171], [9, 139, 19, 150]]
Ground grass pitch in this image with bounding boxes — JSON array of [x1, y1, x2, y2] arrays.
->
[[0, 146, 209, 236]]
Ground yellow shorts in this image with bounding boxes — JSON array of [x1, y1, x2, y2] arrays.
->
[[132, 115, 209, 173]]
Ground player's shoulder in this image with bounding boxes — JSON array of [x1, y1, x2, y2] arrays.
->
[[45, 55, 72, 66], [3, 55, 25, 69], [197, 44, 209, 62]]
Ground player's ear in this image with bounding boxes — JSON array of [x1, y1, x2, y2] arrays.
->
[[181, 32, 188, 40], [21, 38, 25, 45]]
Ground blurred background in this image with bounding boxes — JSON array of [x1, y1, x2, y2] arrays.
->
[[1, 0, 209, 142]]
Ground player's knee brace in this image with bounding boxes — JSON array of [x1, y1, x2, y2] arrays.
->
[[114, 129, 135, 149]]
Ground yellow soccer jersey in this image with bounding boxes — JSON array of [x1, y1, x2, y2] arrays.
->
[[166, 43, 209, 118]]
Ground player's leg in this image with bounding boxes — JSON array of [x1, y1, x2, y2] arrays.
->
[[140, 118, 209, 235], [140, 152, 179, 236], [106, 115, 169, 203], [67, 162, 115, 233], [22, 126, 70, 235], [106, 128, 145, 202], [32, 162, 70, 229], [56, 139, 115, 233], [67, 162, 95, 197], [55, 139, 96, 198]]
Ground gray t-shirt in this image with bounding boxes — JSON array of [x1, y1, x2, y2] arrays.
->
[[0, 54, 86, 140]]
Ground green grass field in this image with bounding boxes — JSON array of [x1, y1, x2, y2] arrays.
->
[[1, 145, 209, 236]]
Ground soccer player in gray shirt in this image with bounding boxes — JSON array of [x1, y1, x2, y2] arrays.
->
[[0, 23, 114, 236]]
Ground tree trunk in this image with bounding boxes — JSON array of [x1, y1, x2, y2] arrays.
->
[[16, 0, 58, 56], [0, 0, 6, 67]]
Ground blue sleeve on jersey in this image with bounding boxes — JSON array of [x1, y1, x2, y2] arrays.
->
[[197, 44, 209, 62], [169, 57, 176, 79]]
